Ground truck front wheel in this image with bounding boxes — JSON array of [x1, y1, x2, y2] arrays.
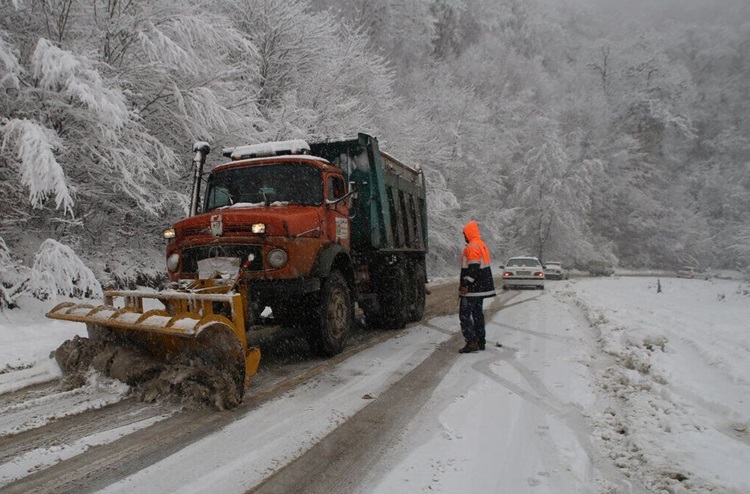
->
[[307, 270, 351, 356]]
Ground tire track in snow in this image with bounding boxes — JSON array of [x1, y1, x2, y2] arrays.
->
[[0, 374, 131, 438], [475, 285, 650, 494], [246, 292, 522, 494], [0, 396, 178, 462]]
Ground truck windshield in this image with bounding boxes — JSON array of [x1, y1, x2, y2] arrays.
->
[[204, 162, 323, 210]]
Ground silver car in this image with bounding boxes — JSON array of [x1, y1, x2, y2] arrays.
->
[[543, 262, 568, 280], [501, 256, 545, 289]]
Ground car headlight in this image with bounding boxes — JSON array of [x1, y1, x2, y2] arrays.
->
[[163, 228, 176, 240], [267, 248, 287, 268], [167, 253, 180, 272], [251, 223, 266, 234]]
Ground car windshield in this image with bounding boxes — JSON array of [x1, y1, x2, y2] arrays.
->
[[507, 258, 540, 267], [204, 162, 323, 210], [546, 263, 561, 267]]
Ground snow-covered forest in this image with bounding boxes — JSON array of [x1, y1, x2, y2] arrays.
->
[[1, 0, 749, 305]]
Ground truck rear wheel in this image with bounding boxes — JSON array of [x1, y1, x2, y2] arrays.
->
[[307, 270, 351, 356], [378, 268, 414, 329], [409, 269, 426, 322]]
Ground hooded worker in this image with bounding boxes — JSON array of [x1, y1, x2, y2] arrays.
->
[[458, 220, 496, 353]]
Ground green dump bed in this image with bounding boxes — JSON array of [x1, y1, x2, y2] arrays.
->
[[310, 133, 427, 254]]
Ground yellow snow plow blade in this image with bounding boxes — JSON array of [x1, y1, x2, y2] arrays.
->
[[47, 288, 260, 395]]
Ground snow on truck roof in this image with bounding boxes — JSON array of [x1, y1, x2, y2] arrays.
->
[[223, 139, 311, 160], [211, 154, 330, 173]]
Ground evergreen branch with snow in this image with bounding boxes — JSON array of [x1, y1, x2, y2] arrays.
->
[[1, 119, 74, 215]]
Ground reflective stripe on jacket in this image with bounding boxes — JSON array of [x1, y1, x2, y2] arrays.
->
[[460, 221, 496, 298]]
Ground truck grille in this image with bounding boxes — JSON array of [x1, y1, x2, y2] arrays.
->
[[182, 244, 263, 273]]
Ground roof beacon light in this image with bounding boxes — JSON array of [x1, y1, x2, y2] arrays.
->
[[227, 140, 311, 160]]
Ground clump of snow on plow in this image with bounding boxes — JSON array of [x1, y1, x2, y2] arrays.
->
[[54, 335, 242, 410]]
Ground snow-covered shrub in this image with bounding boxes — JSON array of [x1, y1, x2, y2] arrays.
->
[[30, 239, 102, 300], [98, 250, 168, 290], [0, 236, 31, 309]]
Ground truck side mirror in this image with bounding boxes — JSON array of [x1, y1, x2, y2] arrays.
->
[[348, 181, 358, 204], [325, 183, 357, 214]]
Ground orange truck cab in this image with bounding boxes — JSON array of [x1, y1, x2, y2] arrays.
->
[[163, 133, 428, 356]]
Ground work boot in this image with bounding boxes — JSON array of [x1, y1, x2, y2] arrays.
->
[[458, 341, 479, 353]]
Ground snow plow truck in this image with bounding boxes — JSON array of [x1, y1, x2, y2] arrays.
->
[[47, 133, 428, 403]]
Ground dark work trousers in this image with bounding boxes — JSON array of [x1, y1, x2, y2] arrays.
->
[[459, 296, 486, 344]]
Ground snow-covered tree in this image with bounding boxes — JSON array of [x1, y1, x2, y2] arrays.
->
[[310, 0, 435, 68], [0, 0, 263, 285], [1, 0, 749, 287]]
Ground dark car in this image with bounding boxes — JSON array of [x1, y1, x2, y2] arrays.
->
[[588, 261, 614, 277], [676, 266, 709, 280]]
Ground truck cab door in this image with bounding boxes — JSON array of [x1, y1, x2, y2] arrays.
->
[[326, 174, 350, 249]]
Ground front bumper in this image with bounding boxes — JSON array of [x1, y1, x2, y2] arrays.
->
[[246, 277, 321, 297]]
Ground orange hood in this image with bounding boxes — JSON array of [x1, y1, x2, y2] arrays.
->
[[463, 220, 481, 243]]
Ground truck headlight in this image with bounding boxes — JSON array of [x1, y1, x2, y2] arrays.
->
[[163, 228, 176, 240], [167, 253, 180, 272], [267, 249, 287, 268], [251, 223, 266, 234]]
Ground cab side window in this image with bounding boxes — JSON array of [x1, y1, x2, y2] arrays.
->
[[327, 176, 345, 201]]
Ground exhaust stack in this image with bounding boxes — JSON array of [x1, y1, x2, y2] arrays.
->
[[190, 141, 211, 217]]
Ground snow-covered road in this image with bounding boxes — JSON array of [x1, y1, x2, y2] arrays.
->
[[1, 276, 749, 493], [368, 277, 750, 494]]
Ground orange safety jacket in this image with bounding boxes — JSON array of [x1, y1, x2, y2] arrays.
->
[[460, 221, 496, 298]]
